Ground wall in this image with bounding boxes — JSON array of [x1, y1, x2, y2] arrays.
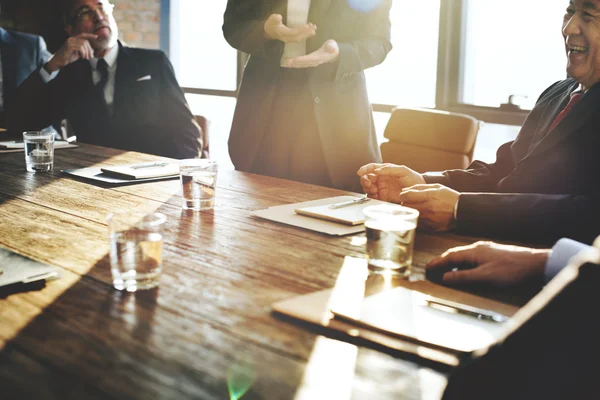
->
[[113, 0, 160, 49]]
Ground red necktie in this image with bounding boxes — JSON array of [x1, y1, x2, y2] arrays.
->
[[547, 91, 584, 132]]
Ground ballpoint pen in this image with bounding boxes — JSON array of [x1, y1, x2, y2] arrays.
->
[[328, 195, 371, 209], [131, 162, 170, 169], [424, 297, 509, 323]]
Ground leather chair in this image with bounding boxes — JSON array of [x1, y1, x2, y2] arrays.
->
[[380, 108, 481, 173], [194, 115, 210, 159]]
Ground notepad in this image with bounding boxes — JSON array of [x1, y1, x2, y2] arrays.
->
[[100, 162, 179, 179], [331, 287, 510, 355], [0, 247, 59, 288], [295, 197, 380, 225]]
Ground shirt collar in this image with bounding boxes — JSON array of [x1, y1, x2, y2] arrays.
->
[[89, 44, 119, 70]]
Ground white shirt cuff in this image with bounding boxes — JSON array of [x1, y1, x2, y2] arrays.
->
[[545, 238, 590, 282], [39, 65, 59, 83]]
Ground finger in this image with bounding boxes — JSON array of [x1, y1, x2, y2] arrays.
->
[[398, 189, 431, 204], [360, 175, 372, 189], [76, 33, 98, 40], [426, 245, 479, 269], [357, 163, 385, 176], [374, 165, 410, 176], [443, 263, 497, 285], [404, 184, 440, 191]]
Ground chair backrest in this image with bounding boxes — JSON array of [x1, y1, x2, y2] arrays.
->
[[380, 108, 481, 173], [194, 115, 210, 159]]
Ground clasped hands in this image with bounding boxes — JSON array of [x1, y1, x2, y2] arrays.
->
[[264, 14, 339, 68], [357, 163, 459, 232]]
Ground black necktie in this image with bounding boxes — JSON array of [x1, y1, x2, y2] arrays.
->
[[96, 58, 109, 93]]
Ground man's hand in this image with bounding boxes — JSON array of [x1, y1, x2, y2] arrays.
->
[[356, 163, 425, 203], [45, 33, 98, 73], [426, 241, 551, 287], [264, 14, 316, 43], [283, 40, 339, 68], [397, 184, 458, 231]]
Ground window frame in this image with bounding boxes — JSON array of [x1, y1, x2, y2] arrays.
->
[[162, 0, 533, 125]]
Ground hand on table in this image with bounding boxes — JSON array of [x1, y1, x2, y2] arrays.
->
[[426, 241, 551, 287], [397, 183, 458, 232], [356, 163, 425, 203]]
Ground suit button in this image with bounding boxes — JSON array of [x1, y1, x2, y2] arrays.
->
[[314, 96, 320, 104]]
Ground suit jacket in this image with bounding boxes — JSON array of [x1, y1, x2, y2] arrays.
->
[[0, 28, 50, 128], [223, 0, 392, 190], [442, 239, 600, 400], [425, 78, 600, 245], [9, 42, 202, 159]]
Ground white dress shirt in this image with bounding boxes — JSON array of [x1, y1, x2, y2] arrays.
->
[[40, 44, 119, 113], [545, 238, 590, 282], [281, 0, 311, 67]]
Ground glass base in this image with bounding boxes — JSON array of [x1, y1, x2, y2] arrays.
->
[[368, 259, 411, 277], [26, 163, 53, 172], [182, 197, 214, 211], [112, 270, 161, 292]]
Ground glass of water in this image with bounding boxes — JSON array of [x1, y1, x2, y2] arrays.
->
[[363, 204, 419, 276], [107, 211, 166, 292], [23, 131, 54, 172], [179, 159, 218, 210]]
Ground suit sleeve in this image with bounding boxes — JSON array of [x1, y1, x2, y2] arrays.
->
[[332, 0, 393, 80], [158, 53, 203, 159], [456, 192, 600, 245], [223, 0, 283, 59], [7, 66, 67, 138]]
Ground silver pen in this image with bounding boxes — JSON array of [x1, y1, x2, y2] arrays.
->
[[131, 162, 170, 170], [329, 195, 371, 209], [424, 297, 509, 323]]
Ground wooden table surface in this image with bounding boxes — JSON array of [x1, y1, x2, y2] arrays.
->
[[0, 144, 532, 400]]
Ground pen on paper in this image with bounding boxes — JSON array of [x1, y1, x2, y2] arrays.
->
[[131, 162, 169, 170], [66, 136, 77, 143], [329, 195, 371, 209], [424, 298, 509, 323]]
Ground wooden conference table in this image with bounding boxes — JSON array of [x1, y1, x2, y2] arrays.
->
[[0, 144, 532, 399]]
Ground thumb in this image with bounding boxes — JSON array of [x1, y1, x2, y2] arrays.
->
[[270, 14, 283, 25], [323, 40, 338, 54]]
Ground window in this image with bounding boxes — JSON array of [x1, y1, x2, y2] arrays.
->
[[168, 0, 237, 92], [460, 0, 567, 110]]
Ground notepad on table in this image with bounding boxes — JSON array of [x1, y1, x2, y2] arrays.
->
[[100, 162, 179, 180], [295, 196, 377, 225]]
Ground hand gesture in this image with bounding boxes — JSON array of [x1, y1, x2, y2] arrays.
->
[[426, 241, 550, 287], [45, 33, 98, 72], [282, 40, 340, 68], [264, 14, 316, 43], [397, 184, 458, 232], [356, 163, 425, 203]]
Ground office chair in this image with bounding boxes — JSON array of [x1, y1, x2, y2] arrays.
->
[[380, 108, 481, 173]]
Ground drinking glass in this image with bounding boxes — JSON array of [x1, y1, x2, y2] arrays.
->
[[363, 204, 419, 276], [23, 131, 54, 172], [107, 211, 166, 292], [179, 159, 218, 210]]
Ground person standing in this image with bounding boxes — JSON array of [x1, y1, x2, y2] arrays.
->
[[223, 0, 392, 191]]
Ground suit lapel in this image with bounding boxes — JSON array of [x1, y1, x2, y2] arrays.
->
[[0, 29, 18, 106], [113, 43, 140, 123], [524, 81, 598, 159]]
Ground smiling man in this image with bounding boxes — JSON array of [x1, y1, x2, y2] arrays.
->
[[8, 0, 202, 159], [357, 0, 600, 245]]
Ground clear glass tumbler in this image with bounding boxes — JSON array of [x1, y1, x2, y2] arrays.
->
[[23, 131, 54, 172], [179, 159, 218, 210], [363, 204, 419, 276], [107, 211, 166, 292]]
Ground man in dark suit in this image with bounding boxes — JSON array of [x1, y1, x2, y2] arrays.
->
[[427, 237, 600, 399], [0, 27, 50, 128], [358, 0, 600, 245], [8, 0, 202, 159]]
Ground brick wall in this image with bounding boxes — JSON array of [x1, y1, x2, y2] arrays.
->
[[112, 0, 161, 49]]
